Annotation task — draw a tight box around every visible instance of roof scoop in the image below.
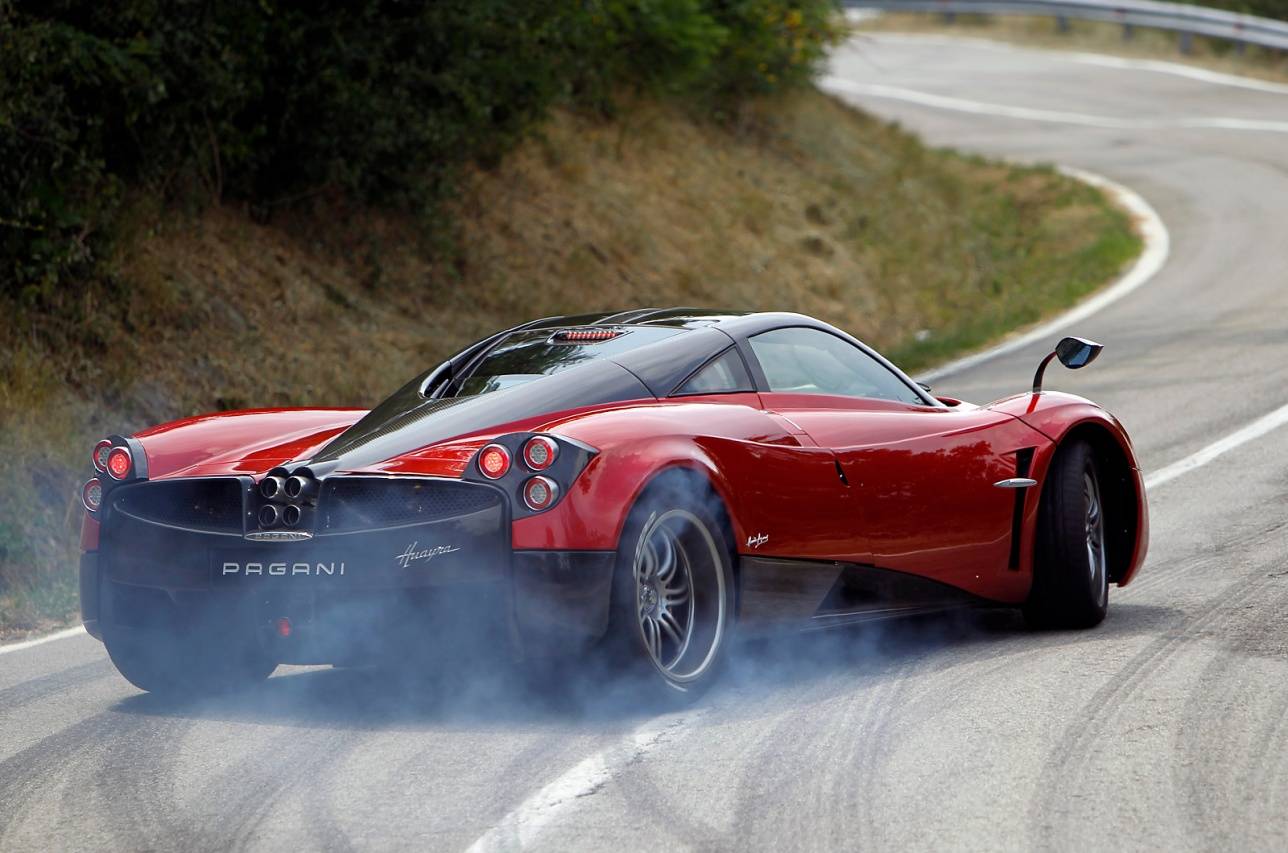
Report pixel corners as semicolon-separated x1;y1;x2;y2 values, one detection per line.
1032;336;1104;394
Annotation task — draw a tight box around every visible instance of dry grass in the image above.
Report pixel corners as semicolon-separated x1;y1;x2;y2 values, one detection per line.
0;87;1138;635
854;12;1288;83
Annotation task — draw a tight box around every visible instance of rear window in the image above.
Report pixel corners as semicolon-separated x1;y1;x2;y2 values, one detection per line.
452;327;682;396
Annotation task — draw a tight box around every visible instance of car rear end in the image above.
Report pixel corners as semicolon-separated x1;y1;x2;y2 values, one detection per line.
85;466;514;665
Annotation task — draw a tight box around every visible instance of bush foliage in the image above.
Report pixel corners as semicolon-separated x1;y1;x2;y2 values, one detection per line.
1;0;840;299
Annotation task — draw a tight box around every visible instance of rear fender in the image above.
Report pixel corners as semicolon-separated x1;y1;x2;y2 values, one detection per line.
132;408;366;479
510;434;851;559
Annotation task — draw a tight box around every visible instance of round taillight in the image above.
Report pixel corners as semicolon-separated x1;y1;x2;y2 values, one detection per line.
82;478;103;513
522;476;559;512
106;446;132;480
522;436;558;471
92;439;112;473
478;444;511;479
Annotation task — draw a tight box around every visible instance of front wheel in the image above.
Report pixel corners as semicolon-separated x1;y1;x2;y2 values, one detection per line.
610;478;736;699
1025;440;1110;629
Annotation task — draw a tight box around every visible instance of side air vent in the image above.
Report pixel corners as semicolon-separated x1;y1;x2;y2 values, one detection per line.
1008;448;1037;570
112;479;244;534
318;477;501;534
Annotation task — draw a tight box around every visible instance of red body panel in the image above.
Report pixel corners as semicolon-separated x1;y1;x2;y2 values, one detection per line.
92;385;1147;606
759;393;1052;602
134;408;366;478
515;394;865;563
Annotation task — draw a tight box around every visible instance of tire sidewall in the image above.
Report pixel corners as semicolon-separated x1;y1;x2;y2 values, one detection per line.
1027;440;1110;629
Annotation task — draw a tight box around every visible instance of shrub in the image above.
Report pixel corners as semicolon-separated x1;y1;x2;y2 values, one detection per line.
0;1;840;302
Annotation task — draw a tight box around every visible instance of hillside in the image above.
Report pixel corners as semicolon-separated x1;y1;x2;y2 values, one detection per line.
0;87;1140;634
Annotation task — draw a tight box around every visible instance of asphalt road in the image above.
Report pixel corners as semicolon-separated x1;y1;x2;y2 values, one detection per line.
5;33;1288;852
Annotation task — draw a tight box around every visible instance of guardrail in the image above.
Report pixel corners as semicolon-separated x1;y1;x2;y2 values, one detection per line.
841;0;1288;52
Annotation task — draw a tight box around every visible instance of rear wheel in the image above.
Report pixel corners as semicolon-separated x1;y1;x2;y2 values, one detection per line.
1025;440;1109;629
610;477;735;699
104;624;276;695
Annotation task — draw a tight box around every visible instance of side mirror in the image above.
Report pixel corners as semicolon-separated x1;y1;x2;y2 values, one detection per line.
1033;336;1103;394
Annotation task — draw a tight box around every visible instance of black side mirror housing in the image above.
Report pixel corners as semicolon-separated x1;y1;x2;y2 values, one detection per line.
1033;336;1103;393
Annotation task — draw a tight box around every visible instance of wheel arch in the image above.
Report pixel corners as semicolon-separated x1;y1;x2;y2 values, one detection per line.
1048;421;1144;585
509;435;749;554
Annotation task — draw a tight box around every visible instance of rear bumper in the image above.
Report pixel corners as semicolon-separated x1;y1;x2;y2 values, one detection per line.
85;474;618;664
90;547;615;664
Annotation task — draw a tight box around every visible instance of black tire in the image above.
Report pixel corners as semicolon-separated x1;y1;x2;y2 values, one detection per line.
608;474;736;700
104;625;276;695
1025;440;1110;629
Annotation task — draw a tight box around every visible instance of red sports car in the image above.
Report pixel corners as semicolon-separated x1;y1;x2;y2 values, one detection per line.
78;309;1148;696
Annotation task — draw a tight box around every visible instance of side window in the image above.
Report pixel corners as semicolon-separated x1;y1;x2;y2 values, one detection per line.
673;347;753;396
747;327;924;404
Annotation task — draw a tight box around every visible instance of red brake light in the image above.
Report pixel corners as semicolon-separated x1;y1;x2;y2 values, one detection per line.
82;478;103;512
478;444;511;479
522;436;558;471
276;617;292;638
522;476;559;511
92;439;112;473
106;446;132;480
552;328;621;343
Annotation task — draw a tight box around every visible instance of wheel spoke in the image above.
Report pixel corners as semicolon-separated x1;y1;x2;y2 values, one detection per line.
654;530;678;582
637;540;657;582
659;610;685;647
642;617;661;661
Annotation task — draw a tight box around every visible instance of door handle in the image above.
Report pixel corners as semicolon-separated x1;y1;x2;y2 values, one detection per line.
993;478;1037;489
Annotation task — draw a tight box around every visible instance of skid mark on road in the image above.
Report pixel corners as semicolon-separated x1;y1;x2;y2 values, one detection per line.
1027;560;1279;846
1174;577;1288;849
0;659;113;715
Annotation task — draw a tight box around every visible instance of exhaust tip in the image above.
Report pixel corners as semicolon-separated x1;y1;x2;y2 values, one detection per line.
285;475;309;500
258;504;280;528
260;476;286;500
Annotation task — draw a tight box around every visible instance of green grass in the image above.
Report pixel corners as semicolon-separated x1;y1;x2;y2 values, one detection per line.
0;87;1141;638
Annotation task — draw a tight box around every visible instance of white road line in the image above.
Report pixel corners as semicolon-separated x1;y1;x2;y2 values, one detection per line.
819;77;1288;133
1145;403;1288;491
850;32;1288;96
0;625;86;656
463;711;701;853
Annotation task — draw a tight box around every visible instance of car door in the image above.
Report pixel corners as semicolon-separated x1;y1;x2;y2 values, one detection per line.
743;326;1046;598
666;345;865;566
